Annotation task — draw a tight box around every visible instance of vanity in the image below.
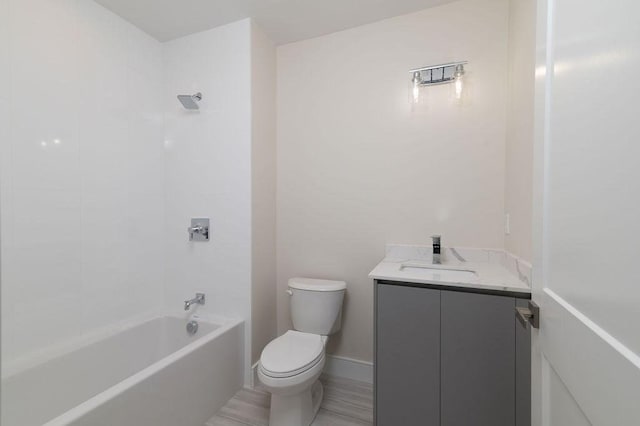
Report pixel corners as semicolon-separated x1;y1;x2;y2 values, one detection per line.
369;245;532;426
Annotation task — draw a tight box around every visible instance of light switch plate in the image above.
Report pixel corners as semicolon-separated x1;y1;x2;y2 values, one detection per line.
504;213;511;235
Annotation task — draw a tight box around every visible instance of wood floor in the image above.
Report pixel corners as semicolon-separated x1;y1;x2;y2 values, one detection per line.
206;375;373;426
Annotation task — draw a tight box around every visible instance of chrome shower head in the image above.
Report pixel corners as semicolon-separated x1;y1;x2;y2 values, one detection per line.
177;92;202;110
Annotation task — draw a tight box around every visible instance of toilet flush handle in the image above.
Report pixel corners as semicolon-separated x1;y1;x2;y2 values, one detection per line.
286;289;293;296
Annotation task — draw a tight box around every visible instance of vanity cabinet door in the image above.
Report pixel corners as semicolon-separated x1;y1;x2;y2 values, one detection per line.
440;291;515;426
515;298;531;426
375;284;440;426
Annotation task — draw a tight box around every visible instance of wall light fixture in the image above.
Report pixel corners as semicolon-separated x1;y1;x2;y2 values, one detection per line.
409;61;467;104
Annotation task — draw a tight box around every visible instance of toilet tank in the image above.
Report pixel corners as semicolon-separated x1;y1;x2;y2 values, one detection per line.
288;277;346;336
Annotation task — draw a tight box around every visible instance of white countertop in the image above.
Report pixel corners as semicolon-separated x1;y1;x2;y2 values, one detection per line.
369;257;531;295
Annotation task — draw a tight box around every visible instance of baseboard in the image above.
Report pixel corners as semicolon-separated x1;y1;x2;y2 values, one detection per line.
250;355;373;388
323;355;373;384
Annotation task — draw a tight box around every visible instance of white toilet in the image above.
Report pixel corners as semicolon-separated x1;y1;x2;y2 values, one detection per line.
258;277;346;426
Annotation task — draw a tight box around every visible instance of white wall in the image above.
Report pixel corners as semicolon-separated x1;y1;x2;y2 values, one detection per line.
0;0;529;384
277;0;510;362
0;0;9;369
2;7;264;383
250;23;277;365
504;0;536;262
1;5;267;383
162;19;254;382
1;0;164;373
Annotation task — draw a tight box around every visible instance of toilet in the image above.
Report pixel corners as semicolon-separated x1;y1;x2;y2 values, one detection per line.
258;277;346;426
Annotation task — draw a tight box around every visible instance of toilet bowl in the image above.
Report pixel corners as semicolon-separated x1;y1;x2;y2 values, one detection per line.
258;278;346;426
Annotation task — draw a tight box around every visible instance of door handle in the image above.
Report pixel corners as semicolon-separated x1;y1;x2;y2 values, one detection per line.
516;300;540;329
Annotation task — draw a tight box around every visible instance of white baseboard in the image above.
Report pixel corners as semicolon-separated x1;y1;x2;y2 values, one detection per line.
323;355;373;384
250;355;373;388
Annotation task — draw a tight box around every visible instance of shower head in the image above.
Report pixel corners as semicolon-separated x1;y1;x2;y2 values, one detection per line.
177;92;202;110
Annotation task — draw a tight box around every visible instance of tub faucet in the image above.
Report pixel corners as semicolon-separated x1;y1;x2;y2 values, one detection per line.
431;235;442;264
184;293;205;311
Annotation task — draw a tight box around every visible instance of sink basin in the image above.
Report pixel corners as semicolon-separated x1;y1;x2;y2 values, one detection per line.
399;262;477;282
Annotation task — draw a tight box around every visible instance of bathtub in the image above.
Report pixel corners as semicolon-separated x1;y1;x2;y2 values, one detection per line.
1;315;244;426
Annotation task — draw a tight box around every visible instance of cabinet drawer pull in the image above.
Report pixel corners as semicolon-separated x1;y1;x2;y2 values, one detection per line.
516;300;540;329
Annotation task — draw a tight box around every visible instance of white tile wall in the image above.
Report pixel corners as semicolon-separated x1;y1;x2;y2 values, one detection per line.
162;19;253;383
1;2;257;384
1;0;165;372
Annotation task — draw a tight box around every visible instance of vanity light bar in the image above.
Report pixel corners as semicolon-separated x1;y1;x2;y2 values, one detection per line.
409;61;468;86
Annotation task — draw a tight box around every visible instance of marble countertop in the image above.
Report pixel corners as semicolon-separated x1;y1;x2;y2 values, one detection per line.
369;256;532;295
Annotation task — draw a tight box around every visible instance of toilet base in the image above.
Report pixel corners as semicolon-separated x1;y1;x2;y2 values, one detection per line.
269;380;323;426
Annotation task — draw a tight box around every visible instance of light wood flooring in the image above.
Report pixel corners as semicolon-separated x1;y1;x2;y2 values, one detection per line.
206;375;373;426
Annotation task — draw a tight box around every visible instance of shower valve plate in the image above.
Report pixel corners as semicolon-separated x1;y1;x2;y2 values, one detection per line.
189;218;210;242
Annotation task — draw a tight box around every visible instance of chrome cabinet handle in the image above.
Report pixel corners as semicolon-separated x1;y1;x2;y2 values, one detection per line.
516;300;540;329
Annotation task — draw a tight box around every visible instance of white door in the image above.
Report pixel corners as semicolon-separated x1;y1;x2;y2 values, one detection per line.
532;0;640;425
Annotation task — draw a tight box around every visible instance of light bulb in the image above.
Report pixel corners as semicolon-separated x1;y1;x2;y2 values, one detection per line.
453;64;465;100
411;71;422;104
454;77;463;100
412;83;420;103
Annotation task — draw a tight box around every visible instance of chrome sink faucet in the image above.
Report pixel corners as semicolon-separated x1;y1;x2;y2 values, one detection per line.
431;235;442;264
184;293;205;311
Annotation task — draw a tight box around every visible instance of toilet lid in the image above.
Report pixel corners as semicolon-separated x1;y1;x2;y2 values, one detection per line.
260;331;325;378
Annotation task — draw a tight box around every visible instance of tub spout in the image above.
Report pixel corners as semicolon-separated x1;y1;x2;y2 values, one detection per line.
184;293;205;311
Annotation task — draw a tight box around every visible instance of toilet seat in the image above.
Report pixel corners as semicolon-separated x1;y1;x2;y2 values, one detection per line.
260;331;326;378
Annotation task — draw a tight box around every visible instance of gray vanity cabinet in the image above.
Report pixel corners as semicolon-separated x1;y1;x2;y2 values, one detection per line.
375;281;531;426
375;283;441;425
440;291;515;426
515;298;532;426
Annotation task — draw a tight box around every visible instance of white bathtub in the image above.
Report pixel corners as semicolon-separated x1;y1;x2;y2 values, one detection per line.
1;315;244;426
